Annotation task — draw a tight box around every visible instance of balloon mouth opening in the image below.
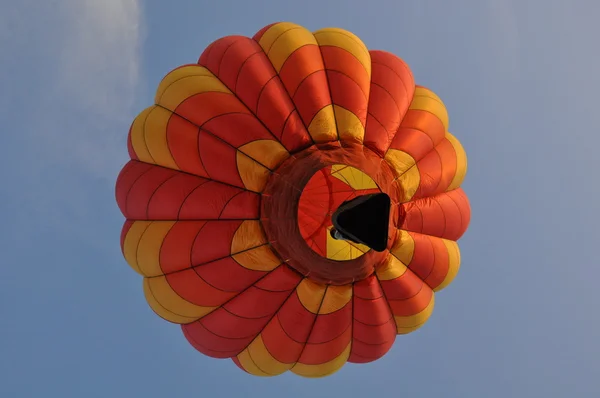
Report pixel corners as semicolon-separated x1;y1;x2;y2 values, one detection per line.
297;163;384;260
330;193;391;252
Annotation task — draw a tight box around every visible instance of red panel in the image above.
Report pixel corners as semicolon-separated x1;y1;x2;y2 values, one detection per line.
147;173;208;220
194;255;269;292
159;221;207;274
401;197;446;238
280;110;312;152
115;160;152;216
191;220;243;265
327;69;368;126
220;191;260;219
261;313;305;363
349;292;396;363
165;114;209;178
166;269;236;307
175;92;249;128
201;307;272;339
387;285;433;317
411;139;458;200
325;71;367;123
198;131;245;189
224;285;291;318
401;189;470;240
293;71;333;134
278;45;324;96
305;302;352;344
348;326;395;363
277;292;318;343
447;188;471;239
398;110;446;149
320;46;370;97
125;167;177;219
203;113;274;148
182;266;301;359
353;275;384;300
320;46;369;129
390;128;436;164
431;138;458;195
182;321;251;359
198;36;239;75
117;162;253;221
417;234;450;289
235;52;275;111
198;35;311;153
352;297;396;341
405;233;435;283
298;321;351;365
364;50;415;156
364;114;391;156
413;150;443;201
211;37;262;91
178;180;259;220
379;269;424;301
253;265;302;291
256;77;312;151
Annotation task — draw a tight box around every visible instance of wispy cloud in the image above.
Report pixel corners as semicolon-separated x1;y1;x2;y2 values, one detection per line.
1;0;145;246
1;0;144;179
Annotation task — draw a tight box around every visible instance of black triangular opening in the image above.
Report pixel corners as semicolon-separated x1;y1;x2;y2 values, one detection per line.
331;193;391;252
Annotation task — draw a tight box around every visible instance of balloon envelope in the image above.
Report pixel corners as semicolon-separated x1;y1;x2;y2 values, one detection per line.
115;21;471;378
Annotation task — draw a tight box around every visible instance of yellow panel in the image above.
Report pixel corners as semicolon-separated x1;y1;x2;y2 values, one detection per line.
375;255;408;281
236;151;271;193
435;240;461;291
231;221;266;254
326;230;366;261
141;106;178;169
232;245;281;271
258;22;318;72
319;284;352;314
313;28;371;77
385;149;417;176
123;221;152;275
333;105;365;144
330;164;378;190
238;139;290;170
396;165;421;202
446;131;468;191
394;294;435;334
136;221;175;277
291;344;351;378
143;277;214;324
409;86;449;130
129;107;155;163
155;65;218;102
240;335;293;376
236;348;271;377
308;105;338;143
156;71;231;111
390;230;415;265
296;279;327;314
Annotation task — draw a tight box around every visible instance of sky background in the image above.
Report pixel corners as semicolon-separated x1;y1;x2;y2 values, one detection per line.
1;0;599;397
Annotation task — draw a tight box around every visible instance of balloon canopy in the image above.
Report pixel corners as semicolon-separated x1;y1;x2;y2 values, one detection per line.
116;21;471;378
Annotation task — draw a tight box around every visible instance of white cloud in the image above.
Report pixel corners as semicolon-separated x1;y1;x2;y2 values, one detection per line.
0;0;145;249
1;0;144;179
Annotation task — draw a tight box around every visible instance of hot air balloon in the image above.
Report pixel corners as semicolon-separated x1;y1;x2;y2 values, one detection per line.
115;21;470;378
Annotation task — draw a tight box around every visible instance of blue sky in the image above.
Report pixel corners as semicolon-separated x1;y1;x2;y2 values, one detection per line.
2;0;599;396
